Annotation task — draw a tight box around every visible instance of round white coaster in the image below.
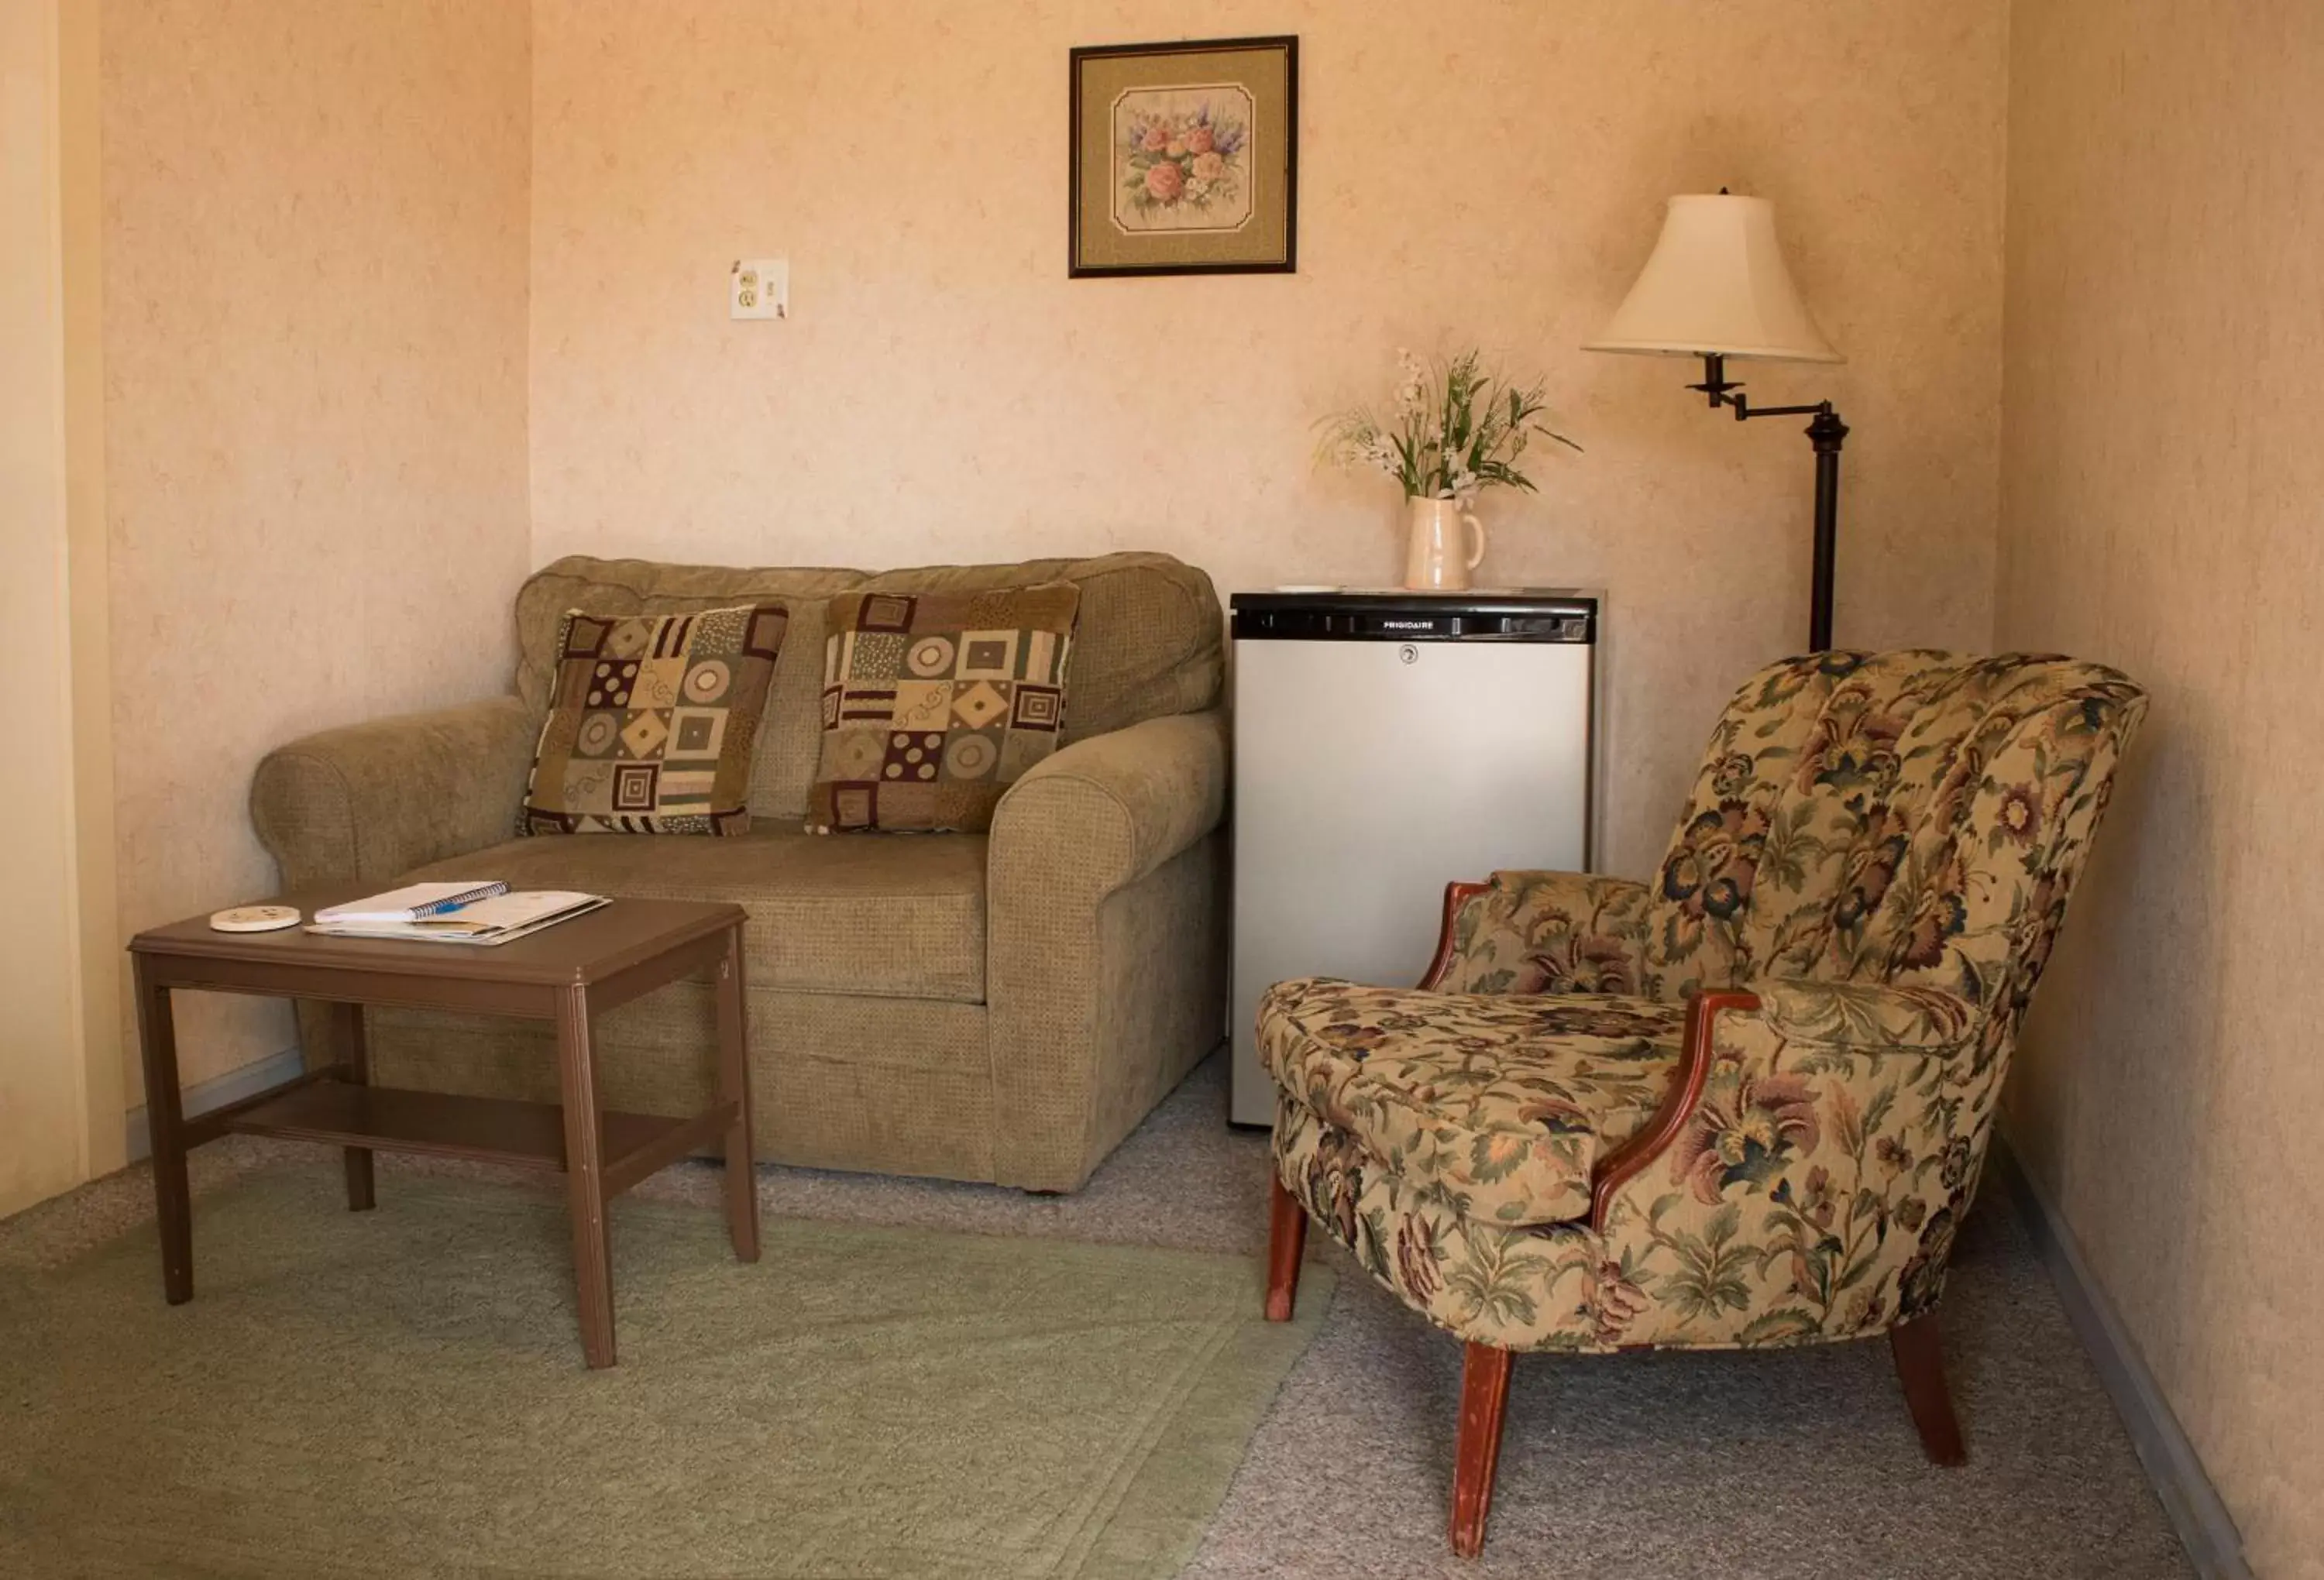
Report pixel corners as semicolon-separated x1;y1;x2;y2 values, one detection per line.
209;905;301;933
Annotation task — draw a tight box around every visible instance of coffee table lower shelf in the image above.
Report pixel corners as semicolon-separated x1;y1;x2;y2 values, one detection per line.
224;1078;734;1198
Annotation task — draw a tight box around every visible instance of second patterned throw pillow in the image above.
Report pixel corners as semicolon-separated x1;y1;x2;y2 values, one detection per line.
808;583;1080;833
521;603;788;835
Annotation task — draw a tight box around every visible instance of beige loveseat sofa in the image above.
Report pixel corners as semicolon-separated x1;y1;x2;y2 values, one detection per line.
250;551;1229;1193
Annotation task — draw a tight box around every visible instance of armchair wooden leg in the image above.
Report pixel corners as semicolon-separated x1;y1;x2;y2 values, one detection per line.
1449;1343;1514;1558
1264;1170;1308;1322
1889;1314;1967;1466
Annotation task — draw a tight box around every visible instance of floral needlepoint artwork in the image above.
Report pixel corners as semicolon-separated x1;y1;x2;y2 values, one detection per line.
1070;36;1296;276
1115;93;1251;232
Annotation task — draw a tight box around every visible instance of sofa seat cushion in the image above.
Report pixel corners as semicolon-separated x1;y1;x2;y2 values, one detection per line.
1255;978;1685;1227
403;828;988;1002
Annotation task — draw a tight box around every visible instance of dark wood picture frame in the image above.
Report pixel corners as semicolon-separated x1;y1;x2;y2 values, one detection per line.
1068;35;1298;278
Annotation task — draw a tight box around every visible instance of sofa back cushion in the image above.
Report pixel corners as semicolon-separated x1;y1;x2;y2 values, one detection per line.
514;551;1222;822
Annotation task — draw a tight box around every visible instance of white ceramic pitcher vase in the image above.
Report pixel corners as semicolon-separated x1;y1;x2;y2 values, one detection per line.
1402;496;1485;591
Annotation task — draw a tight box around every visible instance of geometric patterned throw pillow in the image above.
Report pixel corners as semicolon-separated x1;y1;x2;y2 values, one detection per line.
806;583;1079;833
520;603;788;836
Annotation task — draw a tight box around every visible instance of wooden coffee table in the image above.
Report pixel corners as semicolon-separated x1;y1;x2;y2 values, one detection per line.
128;893;759;1368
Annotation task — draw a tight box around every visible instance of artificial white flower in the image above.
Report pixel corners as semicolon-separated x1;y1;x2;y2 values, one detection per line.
1316;348;1580;503
1394;349;1428;414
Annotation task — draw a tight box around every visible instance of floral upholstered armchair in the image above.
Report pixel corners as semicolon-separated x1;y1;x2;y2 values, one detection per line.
1255;651;2147;1557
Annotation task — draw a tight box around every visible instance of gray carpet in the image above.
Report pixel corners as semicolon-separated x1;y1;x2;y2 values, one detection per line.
2;1052;2192;1578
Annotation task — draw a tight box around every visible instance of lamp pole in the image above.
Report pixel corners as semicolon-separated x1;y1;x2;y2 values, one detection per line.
1688;352;1848;653
1804;407;1848;651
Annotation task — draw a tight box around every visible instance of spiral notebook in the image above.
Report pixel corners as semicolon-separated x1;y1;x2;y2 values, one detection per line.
304;890;607;946
313;881;509;925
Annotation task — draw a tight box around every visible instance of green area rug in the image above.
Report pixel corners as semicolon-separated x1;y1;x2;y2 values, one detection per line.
0;1169;1332;1578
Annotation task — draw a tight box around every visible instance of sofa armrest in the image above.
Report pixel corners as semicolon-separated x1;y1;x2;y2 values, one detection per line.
985;709;1230;1188
1587;981;1985;1347
992;709;1229;892
1422;869;1655;994
249;696;539;891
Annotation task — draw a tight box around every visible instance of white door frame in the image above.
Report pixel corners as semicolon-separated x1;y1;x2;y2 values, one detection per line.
1;0;122;1220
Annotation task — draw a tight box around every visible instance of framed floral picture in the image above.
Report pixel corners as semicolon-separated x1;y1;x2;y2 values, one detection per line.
1068;36;1298;277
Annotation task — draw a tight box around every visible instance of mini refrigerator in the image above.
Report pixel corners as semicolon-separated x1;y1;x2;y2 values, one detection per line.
1228;589;1600;1126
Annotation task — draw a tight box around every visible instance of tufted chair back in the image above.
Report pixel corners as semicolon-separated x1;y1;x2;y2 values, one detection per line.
1646;651;2147;1059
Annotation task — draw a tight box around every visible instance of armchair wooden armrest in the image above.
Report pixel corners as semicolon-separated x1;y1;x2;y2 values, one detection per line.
1417;880;1494;988
1588;981;1984;1234
1590;988;1760;1231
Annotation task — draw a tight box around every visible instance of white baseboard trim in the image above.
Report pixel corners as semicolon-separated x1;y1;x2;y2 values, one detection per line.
1992;1135;2252;1580
123;1046;304;1165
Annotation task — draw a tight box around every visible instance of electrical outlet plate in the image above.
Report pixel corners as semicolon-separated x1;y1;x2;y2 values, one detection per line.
730;258;788;320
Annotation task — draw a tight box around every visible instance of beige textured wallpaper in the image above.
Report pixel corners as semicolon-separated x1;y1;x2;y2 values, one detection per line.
1998;1;2324;1573
528;0;2010;880
102;0;533;1093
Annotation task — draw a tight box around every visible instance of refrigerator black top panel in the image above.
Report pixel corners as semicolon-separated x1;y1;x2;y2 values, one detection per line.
1229;589;1598;644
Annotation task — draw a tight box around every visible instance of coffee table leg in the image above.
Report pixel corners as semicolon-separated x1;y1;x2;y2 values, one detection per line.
555;983;617;1369
335;1001;376;1211
133;956;194;1304
716;924;760;1263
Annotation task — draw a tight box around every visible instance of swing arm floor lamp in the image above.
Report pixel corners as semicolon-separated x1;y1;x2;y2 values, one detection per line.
1585;191;1849;652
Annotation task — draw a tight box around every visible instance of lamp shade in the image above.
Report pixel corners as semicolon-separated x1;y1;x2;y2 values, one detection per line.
1585;194;1841;363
